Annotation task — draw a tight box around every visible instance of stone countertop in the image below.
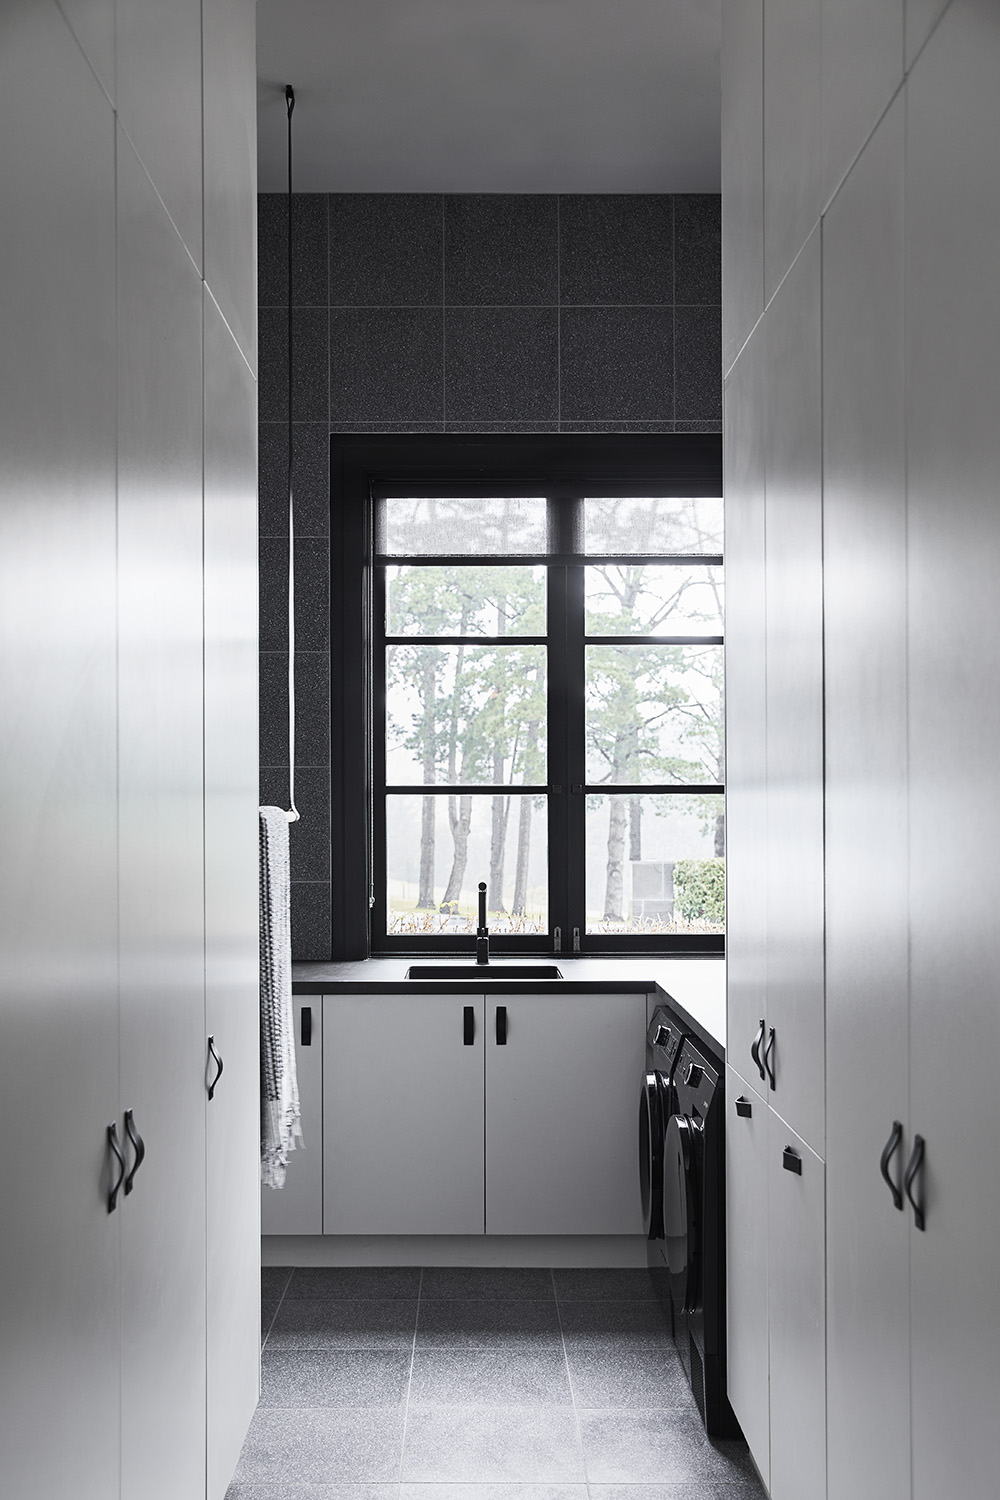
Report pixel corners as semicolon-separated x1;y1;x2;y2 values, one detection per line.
292;954;726;1054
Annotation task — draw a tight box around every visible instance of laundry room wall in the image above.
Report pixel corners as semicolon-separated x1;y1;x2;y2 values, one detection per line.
257;191;722;958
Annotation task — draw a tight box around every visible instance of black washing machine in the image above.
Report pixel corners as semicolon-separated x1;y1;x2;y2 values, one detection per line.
640;1007;692;1336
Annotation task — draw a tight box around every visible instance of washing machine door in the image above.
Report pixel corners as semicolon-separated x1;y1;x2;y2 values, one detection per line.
662;1114;701;1314
639;1072;666;1239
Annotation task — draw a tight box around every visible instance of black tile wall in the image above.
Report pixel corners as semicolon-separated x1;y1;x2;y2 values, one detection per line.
259;192;720;958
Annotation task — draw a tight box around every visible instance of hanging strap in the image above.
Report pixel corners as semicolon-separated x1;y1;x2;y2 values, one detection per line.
284;84;299;824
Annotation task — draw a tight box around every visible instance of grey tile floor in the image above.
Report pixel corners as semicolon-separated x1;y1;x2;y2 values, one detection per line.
228;1267;765;1500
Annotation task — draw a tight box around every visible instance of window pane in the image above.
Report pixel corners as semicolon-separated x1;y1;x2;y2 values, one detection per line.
386;794;548;935
585;563;723;636
386;644;546;785
378;496;548;555
386;564;546;637
584;496;723;555
585;793;724;935
585;644;724;785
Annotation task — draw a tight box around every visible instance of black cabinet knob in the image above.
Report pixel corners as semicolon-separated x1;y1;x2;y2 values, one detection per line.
653;1024;671;1047
735;1095;752;1118
684;1062;703;1087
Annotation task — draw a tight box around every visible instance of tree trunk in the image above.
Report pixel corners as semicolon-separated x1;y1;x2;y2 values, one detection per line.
489;791;510;913
416;651;437;908
512;718;539;916
417;795;436;908
440;794;472;910
603;795;628;921
629;796;642;861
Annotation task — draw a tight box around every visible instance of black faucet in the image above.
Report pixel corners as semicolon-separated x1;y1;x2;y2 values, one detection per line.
476;881;489;965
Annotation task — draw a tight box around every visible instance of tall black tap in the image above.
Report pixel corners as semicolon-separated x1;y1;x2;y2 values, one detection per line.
476;881;489;965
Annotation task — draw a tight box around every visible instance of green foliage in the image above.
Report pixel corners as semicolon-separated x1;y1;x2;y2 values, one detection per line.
673;858;725;925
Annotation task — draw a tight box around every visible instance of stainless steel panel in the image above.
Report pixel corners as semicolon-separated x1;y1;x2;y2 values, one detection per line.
203;0;257;373
823;96;910;1500
0;8;119;1497
724;324;768;1102
906;6;1000;1495
117;127;207;1500
725;1066;770;1484
116;0;203;272
204;288;260;1498
56;0;115;98
261;995;323;1236
764;230;825;1155
722;0;764;372
763;0;822;301
821;0;903;207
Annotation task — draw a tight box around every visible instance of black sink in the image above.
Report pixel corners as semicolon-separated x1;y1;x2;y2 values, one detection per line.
405;964;563;980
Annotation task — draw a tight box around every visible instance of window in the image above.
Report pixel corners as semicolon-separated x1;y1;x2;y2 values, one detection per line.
331;436;723;956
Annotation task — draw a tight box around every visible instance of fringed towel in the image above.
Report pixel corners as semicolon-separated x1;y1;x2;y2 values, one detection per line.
259;806;302;1187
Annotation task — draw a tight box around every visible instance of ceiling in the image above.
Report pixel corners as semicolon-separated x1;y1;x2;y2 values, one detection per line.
256;0;721;194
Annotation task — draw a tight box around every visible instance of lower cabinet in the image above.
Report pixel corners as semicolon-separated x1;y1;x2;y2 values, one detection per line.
727;1066;826;1500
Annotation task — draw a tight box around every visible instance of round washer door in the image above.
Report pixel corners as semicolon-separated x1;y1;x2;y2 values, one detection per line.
662;1114;701;1314
639;1072;666;1239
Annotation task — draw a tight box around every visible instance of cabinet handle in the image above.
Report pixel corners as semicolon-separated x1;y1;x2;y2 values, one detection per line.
763;1026;776;1090
107;1122;126;1214
735;1095;752;1118
903;1133;926;1231
782;1145;802;1175
463;1005;475;1045
879;1120;904;1210
301;1006;313;1047
123;1109;146;1196
750;1018;766;1082
207;1035;224;1100
496;1005;507;1045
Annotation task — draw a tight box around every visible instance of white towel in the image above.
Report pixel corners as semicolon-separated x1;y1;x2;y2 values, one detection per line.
259;806;302;1187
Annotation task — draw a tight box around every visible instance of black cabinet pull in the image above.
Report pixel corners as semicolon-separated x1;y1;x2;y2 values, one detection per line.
496;1005;507;1045
207;1035;224;1100
904;1133;925;1231
123;1109;146;1196
107;1122;126;1214
782;1145;802;1175
763;1026;776;1090
879;1120;904;1210
463;1005;475;1045
301;1006;312;1047
735;1095;752;1118
751;1018;766;1082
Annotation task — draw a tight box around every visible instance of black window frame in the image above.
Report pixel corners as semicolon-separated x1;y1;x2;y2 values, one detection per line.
330;434;724;960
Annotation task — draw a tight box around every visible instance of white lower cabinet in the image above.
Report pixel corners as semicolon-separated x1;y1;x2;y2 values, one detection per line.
261;996;324;1235
727;1068;826;1500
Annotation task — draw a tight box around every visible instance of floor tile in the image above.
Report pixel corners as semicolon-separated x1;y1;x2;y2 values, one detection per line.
409;1348;572;1408
577;1409;724;1485
233;1407;406;1485
228;1486;398;1500
286;1267;422;1300
262;1298;282;1339
268;1298;419;1351
261;1349;412;1408
262;1265;294;1298
401;1487;586;1500
420;1268;555;1301
401;1407;585;1483
565;1347;692;1410
557;1301;672;1348
415;1299;563;1350
553;1269;658;1302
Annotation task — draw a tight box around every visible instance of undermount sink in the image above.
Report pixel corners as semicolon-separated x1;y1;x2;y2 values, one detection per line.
405;964;563;980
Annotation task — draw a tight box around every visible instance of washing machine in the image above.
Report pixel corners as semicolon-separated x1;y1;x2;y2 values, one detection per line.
640;1007;690;1330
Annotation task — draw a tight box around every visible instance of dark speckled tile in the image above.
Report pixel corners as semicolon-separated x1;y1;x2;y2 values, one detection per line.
330;422;445;433
416;1299;563;1351
559;307;672;421
675;420;722;433
260;535;330;653
259;423;330;538
445;195;558;305
268;1298;419;1351
564;1346;691;1410
288;1267;423;1300
259;767;330;883
674;306;722;422
330;194;443;306
261;1349;411;1408
263;1266;294;1298
400;1489;587;1500
401;1406;585;1483
559;196;673;306
674;195;722;305
259;305;329;422
409;1348;572;1408
556;1300;672;1349
228;1486;397;1500
290;881;331;961
578;1409;725;1485
553;1269;657;1302
445;421;560;433
445;307;558;421
260;651;330;768
558;421;674;433
259;194;329;307
421;1268;554;1301
232;1407;405;1485
330;308;443;422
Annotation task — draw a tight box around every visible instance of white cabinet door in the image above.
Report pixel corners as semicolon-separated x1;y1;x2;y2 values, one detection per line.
763;0;822;299
485;992;646;1235
324;994;486;1235
768;1120;826;1500
823;95;911;1500
262;996;324;1236
722;0;764;373
725;1068;770;1487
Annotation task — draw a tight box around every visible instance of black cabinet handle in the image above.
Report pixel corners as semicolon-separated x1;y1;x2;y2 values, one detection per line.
123;1108;146;1196
879;1120;904;1210
751;1018;766;1082
735;1095;752;1118
496;1005;507;1045
207;1035;224;1100
763;1026;776;1090
782;1145;802;1175
301;1006;313;1047
463;1005;475;1045
904;1133;926;1231
107;1122;126;1214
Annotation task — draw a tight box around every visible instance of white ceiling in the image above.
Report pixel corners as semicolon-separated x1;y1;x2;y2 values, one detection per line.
256;0;721;194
